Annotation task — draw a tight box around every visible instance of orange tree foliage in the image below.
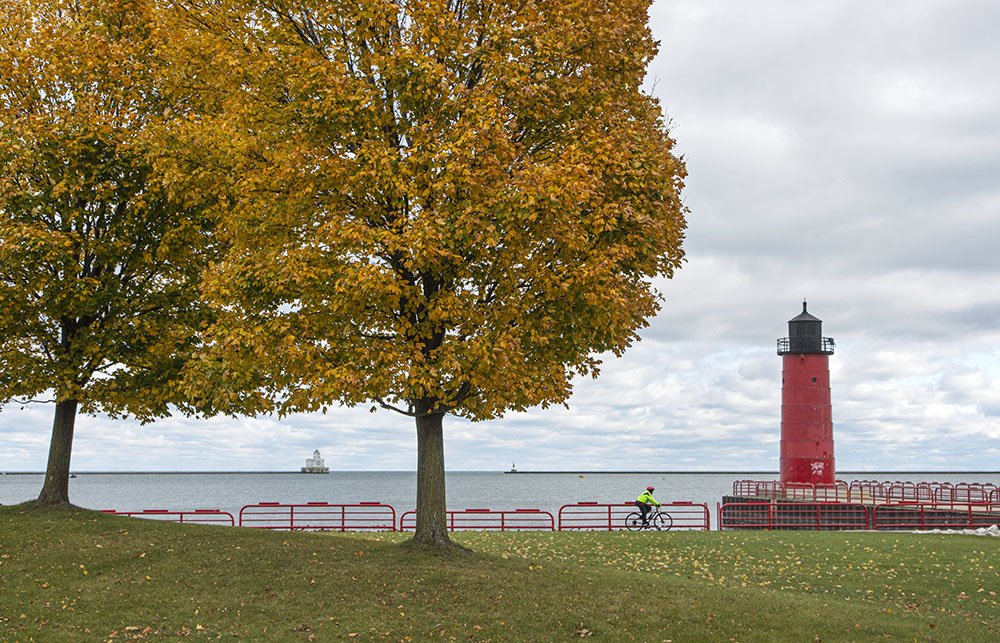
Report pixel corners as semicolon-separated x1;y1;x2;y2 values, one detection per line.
0;0;219;504
169;0;687;544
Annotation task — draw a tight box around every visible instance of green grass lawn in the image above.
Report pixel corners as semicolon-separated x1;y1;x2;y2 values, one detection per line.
1;504;996;641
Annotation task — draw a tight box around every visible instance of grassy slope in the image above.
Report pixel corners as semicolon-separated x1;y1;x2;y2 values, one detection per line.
0;504;996;641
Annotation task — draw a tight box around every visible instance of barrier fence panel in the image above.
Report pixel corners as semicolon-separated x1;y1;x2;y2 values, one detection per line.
398;508;555;531
656;502;711;530
850;480;888;501
557;502;633;531
968;505;1000;529
843;480;1000;506
755;481;784;499
733;480;850;502
871;503;924;530
733;480;759;496
916;483;937;502
238;502;396;531
888;482;920;502
784;482;851;502
873;503;1000;531
783;484;814;501
969;483;998;501
732;480;784;499
557;501;710;530
719;502;869;531
934;484;994;505
100;509;235;526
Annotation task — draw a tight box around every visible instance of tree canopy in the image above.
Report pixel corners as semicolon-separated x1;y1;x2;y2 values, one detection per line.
0;0;219;504
166;0;686;546
174;0;686;409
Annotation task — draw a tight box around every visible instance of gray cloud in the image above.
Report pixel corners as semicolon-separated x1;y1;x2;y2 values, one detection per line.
2;0;998;476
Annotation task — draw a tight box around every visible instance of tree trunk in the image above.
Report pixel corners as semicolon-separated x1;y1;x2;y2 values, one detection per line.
411;402;454;546
35;398;79;506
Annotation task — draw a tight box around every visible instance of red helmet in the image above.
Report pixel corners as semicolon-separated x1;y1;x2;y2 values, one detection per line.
647;486;655;491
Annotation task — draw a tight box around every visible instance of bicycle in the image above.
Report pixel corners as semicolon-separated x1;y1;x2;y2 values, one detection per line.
625;507;673;531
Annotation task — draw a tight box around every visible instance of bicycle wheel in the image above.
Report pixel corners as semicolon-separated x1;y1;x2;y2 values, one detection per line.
648;513;665;531
625;512;645;531
657;512;673;531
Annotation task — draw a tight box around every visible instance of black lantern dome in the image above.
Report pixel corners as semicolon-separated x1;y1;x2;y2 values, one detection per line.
777;301;835;355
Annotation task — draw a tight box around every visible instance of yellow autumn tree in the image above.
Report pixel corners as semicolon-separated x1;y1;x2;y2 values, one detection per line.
168;0;687;547
0;0;220;505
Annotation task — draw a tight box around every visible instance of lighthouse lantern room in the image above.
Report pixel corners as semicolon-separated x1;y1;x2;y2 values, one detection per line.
777;301;836;485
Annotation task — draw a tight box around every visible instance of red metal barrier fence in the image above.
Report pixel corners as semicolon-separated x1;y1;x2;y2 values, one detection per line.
873;503;1000;531
856;481;999;505
719;502;870;531
100;509;235;526
732;480;781;498
935;484;994;504
86;494;1000;532
557;502;629;530
734;479;1000;508
732;480;850;501
557;502;710;531
849;479;887;500
786;482;850;501
398;508;555;531
238;502;396;531
92;502;710;531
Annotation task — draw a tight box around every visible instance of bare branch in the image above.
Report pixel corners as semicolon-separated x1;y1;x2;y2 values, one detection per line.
374;395;416;417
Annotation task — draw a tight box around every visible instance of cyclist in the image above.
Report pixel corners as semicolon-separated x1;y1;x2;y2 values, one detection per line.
635;486;661;527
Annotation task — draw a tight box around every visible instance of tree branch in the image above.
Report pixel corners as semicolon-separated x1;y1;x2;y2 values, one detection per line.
12;397;56;405
374;395;416;417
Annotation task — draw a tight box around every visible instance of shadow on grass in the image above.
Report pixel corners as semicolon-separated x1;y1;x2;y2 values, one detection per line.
397;536;475;557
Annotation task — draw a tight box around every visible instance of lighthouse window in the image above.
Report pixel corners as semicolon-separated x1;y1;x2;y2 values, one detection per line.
811;377;817;383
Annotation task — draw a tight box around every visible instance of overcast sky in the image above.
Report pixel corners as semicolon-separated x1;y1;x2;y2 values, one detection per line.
2;0;998;473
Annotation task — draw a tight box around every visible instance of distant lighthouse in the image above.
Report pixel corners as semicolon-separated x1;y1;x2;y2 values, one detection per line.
777;301;836;484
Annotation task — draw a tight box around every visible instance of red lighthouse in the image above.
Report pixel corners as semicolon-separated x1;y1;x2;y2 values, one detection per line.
777;301;836;484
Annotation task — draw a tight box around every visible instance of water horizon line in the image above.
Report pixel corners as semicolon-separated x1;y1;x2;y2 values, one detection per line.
4;469;1000;475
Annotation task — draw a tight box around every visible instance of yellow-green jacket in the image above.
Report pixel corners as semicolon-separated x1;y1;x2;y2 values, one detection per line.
636;490;660;506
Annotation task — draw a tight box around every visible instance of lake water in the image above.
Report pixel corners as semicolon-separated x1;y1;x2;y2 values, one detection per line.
3;471;999;530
